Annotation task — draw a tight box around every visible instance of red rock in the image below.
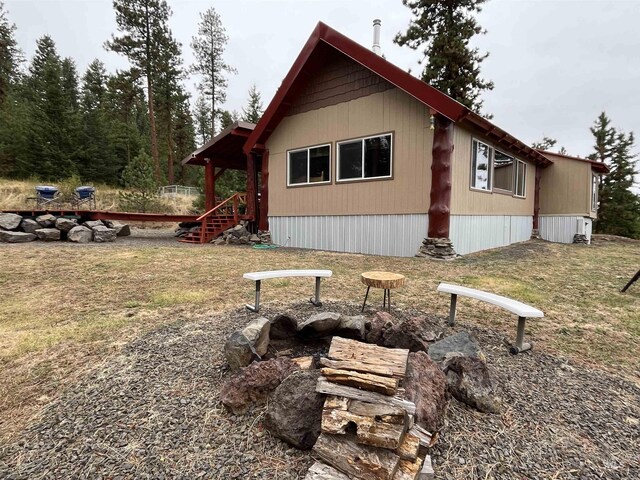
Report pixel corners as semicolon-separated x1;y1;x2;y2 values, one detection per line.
404;351;449;432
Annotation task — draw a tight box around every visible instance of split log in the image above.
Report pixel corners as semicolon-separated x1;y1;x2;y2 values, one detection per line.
304;462;350;480
411;425;433;448
316;378;416;415
393;456;424;480
417;455;435;480
313;433;400;480
321;367;399;396
349;399;406;418
320;357;397;379
396;428;420;460
328;337;409;379
292;356;315;370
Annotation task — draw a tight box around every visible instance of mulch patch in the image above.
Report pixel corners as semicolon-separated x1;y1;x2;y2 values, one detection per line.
0;301;638;479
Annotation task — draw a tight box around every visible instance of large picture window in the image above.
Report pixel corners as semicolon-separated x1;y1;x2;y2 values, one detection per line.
337;133;392;181
470;139;527;198
471;139;492;191
287;144;331;186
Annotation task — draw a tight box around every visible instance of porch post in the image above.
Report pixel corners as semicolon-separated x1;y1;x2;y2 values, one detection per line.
204;159;215;211
246;152;257;220
428;114;453;238
259;149;269;231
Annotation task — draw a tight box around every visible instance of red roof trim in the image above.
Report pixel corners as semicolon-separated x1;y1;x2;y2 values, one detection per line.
244;22;550;167
537;150;610;174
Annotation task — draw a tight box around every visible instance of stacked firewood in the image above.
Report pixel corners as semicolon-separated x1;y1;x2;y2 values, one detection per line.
305;337;435;480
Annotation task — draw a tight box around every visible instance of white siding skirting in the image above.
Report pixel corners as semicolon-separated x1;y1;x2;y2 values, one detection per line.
539;216;592;244
450;215;533;255
269;214;428;257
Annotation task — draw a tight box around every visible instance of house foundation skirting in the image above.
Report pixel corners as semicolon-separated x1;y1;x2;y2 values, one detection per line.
449;215;533;255
539;215;593;244
268;214;428;257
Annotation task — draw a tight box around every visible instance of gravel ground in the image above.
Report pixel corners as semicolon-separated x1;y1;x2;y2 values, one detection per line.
1;302;638;479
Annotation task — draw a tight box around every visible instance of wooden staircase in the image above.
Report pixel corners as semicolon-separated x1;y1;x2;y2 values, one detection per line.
179;192;247;244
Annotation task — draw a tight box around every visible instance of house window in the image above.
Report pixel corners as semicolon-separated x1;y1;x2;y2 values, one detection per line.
471;139;492;191
514;160;526;198
287;144;331;186
493;150;514;192
592;173;599;210
337;133;392;181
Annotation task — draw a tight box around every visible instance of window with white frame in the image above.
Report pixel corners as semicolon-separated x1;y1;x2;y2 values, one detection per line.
337;133;392;181
471;139;492;191
591;173;599;210
514;160;526;197
493;150;514;192
287;144;331;186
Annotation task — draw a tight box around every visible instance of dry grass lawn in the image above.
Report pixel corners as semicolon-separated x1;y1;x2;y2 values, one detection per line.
0;234;638;443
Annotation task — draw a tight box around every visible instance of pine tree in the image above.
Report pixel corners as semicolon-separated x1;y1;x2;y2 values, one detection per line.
589;113;640;238
532;137;557;151
242;84;263;124
0;1;22;104
394;0;494;114
106;0;177;181
191;7;236;135
193;93;212;145
119;150;160;212
219;109;239;130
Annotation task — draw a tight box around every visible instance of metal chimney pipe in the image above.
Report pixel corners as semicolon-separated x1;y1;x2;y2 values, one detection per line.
372;19;381;55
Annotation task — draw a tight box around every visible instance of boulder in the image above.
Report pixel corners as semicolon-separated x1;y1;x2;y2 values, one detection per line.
264;370;324;449
0;230;36;243
428;331;483;363
54;217;78;232
219;357;300;414
404;351;449;432
20;218;40;234
229;224;249;238
335;315;366;340
249;234;261;243
103;220;131;236
211;237;225;246
224;317;271;370
442;354;501;414
365;311;395;345
67;225;93;243
35;228;61;241
297;312;342;338
0;213;22;230
92;225;117;243
270;314;298;340
35;214;57;228
83;220;104;229
383;316;439;352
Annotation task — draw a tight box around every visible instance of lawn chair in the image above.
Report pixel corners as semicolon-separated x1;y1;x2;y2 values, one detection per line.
34;185;61;209
72;186;96;210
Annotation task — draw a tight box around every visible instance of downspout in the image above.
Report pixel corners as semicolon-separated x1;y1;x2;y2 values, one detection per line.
532;166;542;238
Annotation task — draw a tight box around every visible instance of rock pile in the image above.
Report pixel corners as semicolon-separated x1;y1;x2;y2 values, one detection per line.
572;233;589;244
0;212;130;243
416;237;457;260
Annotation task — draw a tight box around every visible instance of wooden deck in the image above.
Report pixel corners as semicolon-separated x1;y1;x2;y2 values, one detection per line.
1;209;200;223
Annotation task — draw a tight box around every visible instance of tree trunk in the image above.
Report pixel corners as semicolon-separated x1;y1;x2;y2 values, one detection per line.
167;109;174;185
147;77;160;181
428;114;453;238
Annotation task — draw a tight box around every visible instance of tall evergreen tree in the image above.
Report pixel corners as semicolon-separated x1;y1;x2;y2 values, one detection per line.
589;112;640;238
394;0;494;113
191;7;236;135
0;1;21;103
241;84;263;124
193;93;212;145
105;0;177;181
219;109;239;129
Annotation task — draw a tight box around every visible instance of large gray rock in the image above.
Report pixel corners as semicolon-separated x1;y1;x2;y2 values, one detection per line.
297;312;342;338
92;225;117;243
67;225;93;243
35;228;61;241
428;331;483;362
83;220;104;229
20;218;40;234
103;220;131;236
219;357;300;414
405;351;449;432
270;314;298;340
383;316;439;352
264;370;324;450
224;317;271;370
55;217;78;232
35;214;57;228
442;354;501;414
336;315;366;340
229;224;249;238
0;230;36;243
0;213;22;230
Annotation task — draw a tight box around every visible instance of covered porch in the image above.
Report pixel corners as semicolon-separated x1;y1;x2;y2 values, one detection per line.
181;121;270;241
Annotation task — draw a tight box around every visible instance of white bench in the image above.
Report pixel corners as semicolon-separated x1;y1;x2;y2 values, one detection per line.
243;269;333;312
437;283;544;354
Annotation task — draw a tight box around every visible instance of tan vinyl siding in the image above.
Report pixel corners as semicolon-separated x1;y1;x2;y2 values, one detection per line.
450;125;535;215
267;88;433;216
539;154;592;217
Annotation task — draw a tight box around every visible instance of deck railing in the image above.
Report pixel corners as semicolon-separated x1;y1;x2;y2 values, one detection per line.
197;192;247;224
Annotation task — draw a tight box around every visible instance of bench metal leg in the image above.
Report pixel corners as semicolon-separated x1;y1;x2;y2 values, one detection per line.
510;316;532;354
246;280;261;312
310;277;323;307
448;294;458;326
361;286;371;312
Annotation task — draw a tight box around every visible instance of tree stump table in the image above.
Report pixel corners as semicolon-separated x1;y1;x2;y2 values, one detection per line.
360;271;406;313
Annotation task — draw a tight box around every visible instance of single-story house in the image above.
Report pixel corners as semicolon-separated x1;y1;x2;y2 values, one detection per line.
182;22;608;256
